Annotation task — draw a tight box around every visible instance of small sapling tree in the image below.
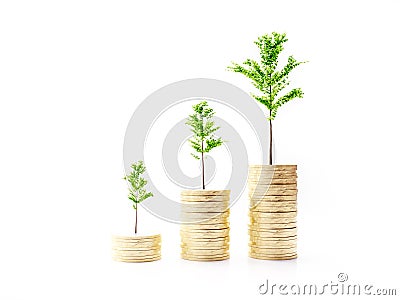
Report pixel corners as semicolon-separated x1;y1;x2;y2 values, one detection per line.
228;32;306;165
186;101;223;189
123;161;153;234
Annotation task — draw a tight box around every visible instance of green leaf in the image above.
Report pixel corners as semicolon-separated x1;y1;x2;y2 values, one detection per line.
228;32;306;119
186;101;223;158
123;160;153;206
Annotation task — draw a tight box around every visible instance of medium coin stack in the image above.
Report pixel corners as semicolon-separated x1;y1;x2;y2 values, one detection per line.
112;234;161;263
180;190;230;261
248;165;297;260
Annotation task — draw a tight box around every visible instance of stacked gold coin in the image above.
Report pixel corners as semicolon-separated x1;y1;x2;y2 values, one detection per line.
248;165;297;260
112;234;161;262
180;190;230;261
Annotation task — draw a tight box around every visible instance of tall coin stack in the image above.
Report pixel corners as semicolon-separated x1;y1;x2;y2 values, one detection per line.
180;190;230;261
112;234;161;263
248;165;297;260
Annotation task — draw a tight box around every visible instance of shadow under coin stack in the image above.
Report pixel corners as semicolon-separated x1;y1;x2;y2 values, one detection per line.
248;165;297;260
112;234;161;262
180;190;230;261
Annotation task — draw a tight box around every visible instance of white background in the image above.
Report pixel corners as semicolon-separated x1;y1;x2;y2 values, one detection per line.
1;0;400;299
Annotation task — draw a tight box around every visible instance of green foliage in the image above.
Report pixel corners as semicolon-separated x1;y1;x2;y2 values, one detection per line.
228;32;306;120
123;161;153;210
186;101;223;159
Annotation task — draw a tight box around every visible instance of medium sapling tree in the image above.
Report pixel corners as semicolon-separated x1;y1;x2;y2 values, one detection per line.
228;32;306;165
186;101;223;189
123;161;153;234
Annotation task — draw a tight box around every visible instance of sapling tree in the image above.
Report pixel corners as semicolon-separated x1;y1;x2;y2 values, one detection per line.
123;161;153;234
186;101;223;189
228;32;306;165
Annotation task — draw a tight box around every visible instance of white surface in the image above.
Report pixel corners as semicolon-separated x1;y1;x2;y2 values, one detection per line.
1;0;400;299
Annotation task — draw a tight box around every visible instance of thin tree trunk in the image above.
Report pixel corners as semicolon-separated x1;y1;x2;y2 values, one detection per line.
134;191;138;234
269;110;273;165
201;140;205;189
135;206;138;234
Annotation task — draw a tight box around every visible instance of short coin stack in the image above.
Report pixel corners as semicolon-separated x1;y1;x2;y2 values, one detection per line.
112;234;161;263
248;165;297;260
180;190;230;261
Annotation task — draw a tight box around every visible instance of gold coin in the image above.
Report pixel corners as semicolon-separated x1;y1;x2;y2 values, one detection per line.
248;210;297;217
112;234;161;242
248;170;297;176
250;200;297;207
249;251;297;258
248;229;296;235
112;255;161;261
181;245;229;251
249;213;297;219
249;211;297;217
112;246;160;251
181;195;229;199
249;201;296;207
181;235;230;242
181;218;229;224
249;232;297;239
249;227;297;233
112;248;161;256
181;252;229;257
248;174;297;180
248;179;297;185
181;201;229;208
249;241;296;248
248;172;298;179
181;223;229;230
181;208;229;214
249;227;297;234
113;255;161;263
250;195;297;202
249;206;297;213
181;241;230;248
180;227;229;233
249;235;296;241
250;245;296;253
180;228;229;235
180;232;229;239
112;241;161;247
182;218;229;226
181;200;229;205
249;190;297;197
112;234;160;239
249;241;296;247
181;242;229;248
250;206;297;213
249;182;297;188
181;248;229;255
249;164;297;170
181;254;229;261
181;190;230;196
181;208;229;216
249;253;297;260
181;239;230;245
181;216;229;222
249;222;297;229
249;218;297;224
249;185;297;192
181;210;230;217
112;240;160;247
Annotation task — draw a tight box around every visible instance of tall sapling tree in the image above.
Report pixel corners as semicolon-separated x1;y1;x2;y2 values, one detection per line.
228;32;306;165
186;101;223;189
123;161;153;234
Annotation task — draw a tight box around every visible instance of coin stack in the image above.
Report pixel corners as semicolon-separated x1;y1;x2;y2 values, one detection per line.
112;234;161;263
180;190;230;261
248;165;297;260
